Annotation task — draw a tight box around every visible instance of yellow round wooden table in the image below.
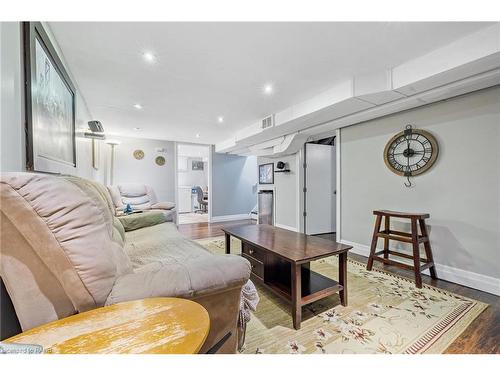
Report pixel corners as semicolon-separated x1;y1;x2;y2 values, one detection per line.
5;298;210;354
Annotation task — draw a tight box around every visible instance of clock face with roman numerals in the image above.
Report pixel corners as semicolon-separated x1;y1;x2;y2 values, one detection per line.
384;126;439;177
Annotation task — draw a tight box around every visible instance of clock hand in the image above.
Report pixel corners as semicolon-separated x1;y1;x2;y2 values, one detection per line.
393;151;425;156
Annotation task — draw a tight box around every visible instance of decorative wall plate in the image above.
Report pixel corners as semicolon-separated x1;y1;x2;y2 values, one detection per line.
155;156;166;166
133;149;144;160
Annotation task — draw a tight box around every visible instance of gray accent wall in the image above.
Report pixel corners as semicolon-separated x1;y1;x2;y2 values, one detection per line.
211;150;257;217
340;86;500;288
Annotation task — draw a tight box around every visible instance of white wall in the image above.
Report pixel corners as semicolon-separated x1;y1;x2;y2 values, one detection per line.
178;157;208;188
110;135;176;202
1;23;25;172
258;153;301;231
0;22;103;182
340;86;500;294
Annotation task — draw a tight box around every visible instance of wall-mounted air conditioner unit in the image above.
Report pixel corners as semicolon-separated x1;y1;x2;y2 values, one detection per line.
261;114;275;130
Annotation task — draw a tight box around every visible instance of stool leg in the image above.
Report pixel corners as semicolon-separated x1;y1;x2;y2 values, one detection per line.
367;215;382;271
419;219;437;279
383;216;390;259
411;218;422;288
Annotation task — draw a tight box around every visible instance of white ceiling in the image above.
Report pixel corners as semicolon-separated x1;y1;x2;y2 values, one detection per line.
49;22;493;144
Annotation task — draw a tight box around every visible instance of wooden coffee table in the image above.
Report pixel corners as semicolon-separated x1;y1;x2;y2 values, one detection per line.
4;298;210;354
222;224;351;329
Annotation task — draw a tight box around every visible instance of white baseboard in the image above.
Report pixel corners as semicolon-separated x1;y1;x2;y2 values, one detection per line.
210;214;251;223
340;240;371;257
275;223;298;232
340;239;500;296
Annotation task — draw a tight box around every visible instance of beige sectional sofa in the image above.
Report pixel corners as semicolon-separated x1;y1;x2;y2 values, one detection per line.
108;183;177;223
0;173;250;353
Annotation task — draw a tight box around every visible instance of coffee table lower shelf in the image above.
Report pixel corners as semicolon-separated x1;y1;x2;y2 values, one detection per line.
255;268;343;306
250;264;346;329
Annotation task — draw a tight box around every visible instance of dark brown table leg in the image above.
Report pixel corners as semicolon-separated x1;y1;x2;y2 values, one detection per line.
367;214;382;271
411;218;423;288
419;219;437;279
291;262;302;330
339;252;348;306
383;216;390;259
225;233;231;254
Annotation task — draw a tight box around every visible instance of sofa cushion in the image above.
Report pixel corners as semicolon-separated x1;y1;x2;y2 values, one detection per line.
107;185;124;209
151;202;175;210
118;184;147;197
152;208;176;223
107;222;251;304
124;222;202;267
121;195;150;206
118;211;167;232
112;216;126;245
0;173;132;311
106;254;251;305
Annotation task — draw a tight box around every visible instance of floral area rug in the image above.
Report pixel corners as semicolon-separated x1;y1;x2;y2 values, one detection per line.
195;236;487;354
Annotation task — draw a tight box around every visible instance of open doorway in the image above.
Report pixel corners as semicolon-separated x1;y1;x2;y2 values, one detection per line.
303;136;336;240
177;143;210;224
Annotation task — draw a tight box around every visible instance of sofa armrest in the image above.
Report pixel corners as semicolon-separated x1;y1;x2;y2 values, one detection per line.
151;202;176;210
106;255;251;306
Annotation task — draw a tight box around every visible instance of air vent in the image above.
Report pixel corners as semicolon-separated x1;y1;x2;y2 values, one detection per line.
261;115;275;130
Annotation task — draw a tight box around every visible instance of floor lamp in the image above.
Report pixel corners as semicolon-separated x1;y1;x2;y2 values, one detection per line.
105;139;121;186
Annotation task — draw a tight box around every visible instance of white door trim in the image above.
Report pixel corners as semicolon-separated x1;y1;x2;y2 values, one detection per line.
336;128;341;239
174;142;179;224
175;142;211;224
208;145;213;222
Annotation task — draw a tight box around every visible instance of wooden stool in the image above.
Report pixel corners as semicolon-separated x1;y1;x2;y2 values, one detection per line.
366;210;437;288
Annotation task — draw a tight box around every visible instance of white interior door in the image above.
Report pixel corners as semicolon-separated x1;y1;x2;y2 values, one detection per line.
305;143;336;235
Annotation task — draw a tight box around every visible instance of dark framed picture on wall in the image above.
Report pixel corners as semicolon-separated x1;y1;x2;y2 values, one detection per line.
23;22;76;172
259;163;274;184
192;160;204;171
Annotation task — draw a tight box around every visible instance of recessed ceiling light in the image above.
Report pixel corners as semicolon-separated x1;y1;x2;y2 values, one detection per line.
263;83;274;95
217;116;224;123
195;133;200;138
133;104;143;110
142;51;156;63
133;127;141;131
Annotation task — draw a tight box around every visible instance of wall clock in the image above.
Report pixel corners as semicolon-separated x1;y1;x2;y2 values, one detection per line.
384;125;439;187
